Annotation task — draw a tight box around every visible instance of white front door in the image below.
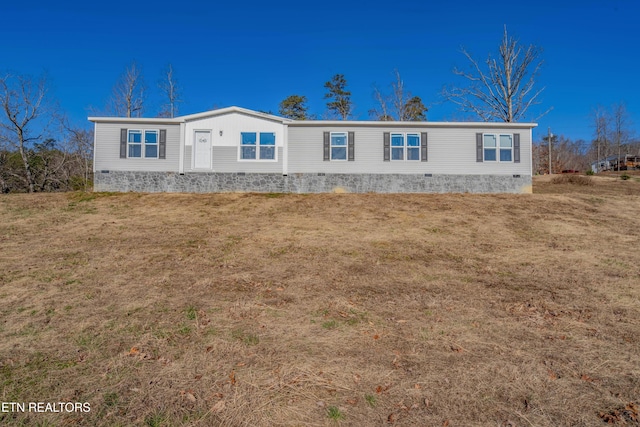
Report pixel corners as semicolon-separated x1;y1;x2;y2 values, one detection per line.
194;131;212;169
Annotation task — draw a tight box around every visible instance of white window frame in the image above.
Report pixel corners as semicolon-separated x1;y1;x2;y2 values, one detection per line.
144;130;159;159
330;132;348;161
238;132;277;161
128;129;159;159
483;133;513;162
390;132;421;161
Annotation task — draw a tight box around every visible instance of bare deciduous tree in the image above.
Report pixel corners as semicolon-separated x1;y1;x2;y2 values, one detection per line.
590;103;634;171
0;73;50;193
534;135;588;174
62;118;94;191
591;106;611;171
612;103;632;169
109;61;145;118
443;26;547;122
158;64;181;118
370;70;427;121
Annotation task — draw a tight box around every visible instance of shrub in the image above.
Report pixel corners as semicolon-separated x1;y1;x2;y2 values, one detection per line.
621;173;631;180
585;169;595;176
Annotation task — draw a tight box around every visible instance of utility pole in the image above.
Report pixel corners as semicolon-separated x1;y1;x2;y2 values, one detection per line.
548;127;553;175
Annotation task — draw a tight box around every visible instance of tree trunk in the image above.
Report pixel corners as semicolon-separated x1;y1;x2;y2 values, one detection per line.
17;132;35;193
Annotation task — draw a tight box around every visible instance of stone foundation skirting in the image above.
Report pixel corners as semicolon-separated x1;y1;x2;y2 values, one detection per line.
94;171;532;194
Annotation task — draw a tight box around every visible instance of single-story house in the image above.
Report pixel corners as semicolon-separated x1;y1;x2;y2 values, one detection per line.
89;106;537;193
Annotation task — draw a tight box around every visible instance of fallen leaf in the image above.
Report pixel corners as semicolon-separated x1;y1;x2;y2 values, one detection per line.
206;346;213;353
185;392;196;403
229;370;236;385
424;398;430;408
373;334;380;340
388;413;397;423
376;384;390;394
414;384;421;389
211;400;225;413
580;374;595;382
443;420;450;427
128;347;140;356
346;398;358;405
353;374;361;384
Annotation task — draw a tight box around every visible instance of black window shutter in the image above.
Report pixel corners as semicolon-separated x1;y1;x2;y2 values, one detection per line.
383;132;390;162
323;132;330;161
513;133;520;163
348;131;355;161
476;133;483;162
421;132;428;162
120;129;127;159
159;129;167;159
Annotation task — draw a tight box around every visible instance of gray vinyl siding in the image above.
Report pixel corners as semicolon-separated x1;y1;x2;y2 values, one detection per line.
287;125;531;175
212;147;283;173
94;122;181;172
182;147;283;173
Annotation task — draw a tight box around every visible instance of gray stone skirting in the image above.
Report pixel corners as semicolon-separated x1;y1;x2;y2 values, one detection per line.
94;171;532;194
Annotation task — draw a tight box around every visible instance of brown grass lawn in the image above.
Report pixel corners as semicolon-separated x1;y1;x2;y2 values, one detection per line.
1;175;639;426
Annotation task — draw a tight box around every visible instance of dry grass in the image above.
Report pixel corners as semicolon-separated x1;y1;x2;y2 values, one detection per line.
1;177;639;426
550;174;594;186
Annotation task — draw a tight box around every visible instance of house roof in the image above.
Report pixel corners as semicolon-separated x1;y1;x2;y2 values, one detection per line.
178;106;292;124
88;106;292;124
89;106;537;128
288;120;537;128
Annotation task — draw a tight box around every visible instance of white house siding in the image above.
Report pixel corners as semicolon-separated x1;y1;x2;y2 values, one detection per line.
183;111;286;172
183;146;192;173
94;122;181;172
287;124;532;176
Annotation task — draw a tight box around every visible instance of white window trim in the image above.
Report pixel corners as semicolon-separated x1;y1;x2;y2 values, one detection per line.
238;132;278;162
330;131;348;161
483;133;513;162
127;129;159;159
390;132;421;161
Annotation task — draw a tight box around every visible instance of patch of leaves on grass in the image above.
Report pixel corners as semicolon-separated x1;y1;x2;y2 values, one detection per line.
599;402;639;425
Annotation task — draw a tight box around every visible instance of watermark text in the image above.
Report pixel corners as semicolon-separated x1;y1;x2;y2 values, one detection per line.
1;402;90;413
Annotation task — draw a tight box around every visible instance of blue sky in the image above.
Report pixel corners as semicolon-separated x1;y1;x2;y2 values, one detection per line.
2;0;638;143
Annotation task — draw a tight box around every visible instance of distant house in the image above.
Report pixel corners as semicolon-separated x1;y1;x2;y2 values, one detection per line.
590;154;640;173
89;106;537;193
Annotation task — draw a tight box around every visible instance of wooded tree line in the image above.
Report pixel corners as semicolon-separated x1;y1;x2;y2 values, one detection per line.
1;28;635;192
532;103;637;174
0;75;93;193
0;63;180;193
